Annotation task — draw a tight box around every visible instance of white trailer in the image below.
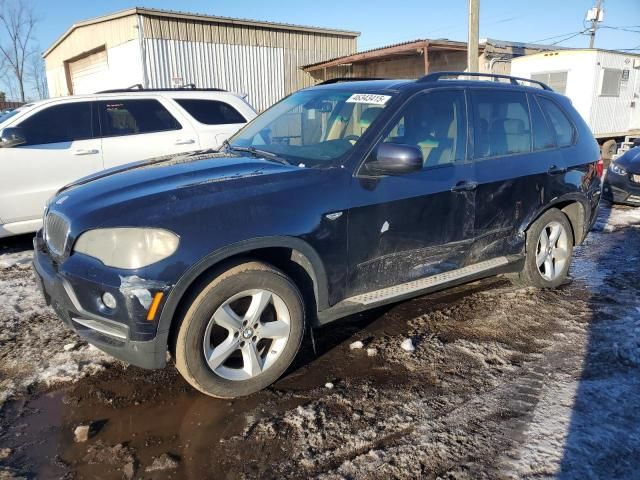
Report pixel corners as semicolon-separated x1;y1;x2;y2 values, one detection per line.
511;49;640;159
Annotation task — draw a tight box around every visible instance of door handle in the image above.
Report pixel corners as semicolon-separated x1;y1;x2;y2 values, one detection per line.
175;139;196;145
73;148;99;156
451;180;478;192
547;165;567;175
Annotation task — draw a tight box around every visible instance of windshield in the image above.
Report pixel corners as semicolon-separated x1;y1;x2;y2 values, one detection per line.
229;89;393;165
0;109;19;125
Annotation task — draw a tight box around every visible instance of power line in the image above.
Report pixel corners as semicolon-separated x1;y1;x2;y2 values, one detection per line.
600;25;640;34
553;32;589;46
528;31;586;44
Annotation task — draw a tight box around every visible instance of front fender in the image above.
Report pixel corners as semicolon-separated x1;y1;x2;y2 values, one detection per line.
155;235;329;339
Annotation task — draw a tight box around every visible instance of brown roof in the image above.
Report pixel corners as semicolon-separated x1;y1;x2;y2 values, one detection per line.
302;38;479;71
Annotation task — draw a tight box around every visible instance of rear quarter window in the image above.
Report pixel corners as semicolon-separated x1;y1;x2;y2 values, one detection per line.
537;96;576;147
175;99;246;125
528;94;555;151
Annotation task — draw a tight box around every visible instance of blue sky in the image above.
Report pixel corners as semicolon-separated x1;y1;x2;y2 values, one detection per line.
4;0;640;99
32;0;640;51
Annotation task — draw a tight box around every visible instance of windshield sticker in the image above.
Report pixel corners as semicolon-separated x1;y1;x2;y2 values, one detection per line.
346;93;392;105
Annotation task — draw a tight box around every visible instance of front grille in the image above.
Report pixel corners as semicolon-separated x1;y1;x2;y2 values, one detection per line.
44;212;70;256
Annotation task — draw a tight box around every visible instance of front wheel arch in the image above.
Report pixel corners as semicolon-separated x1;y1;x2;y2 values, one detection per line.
157;237;328;351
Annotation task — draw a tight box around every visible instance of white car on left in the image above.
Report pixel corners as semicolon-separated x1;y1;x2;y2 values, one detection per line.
0;88;257;238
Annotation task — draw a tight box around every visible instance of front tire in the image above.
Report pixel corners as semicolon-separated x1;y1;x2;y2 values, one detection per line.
174;261;305;398
517;208;574;288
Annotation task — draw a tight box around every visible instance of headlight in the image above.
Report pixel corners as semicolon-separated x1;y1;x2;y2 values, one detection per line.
610;163;627;176
74;228;179;269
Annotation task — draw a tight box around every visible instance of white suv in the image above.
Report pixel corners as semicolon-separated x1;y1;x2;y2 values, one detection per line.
0;88;256;238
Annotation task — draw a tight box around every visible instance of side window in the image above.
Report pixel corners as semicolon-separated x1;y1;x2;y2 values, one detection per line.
381;90;467;168
531;72;568;95
17;102;94;146
98;99;181;137
537;96;575;147
174;99;246;125
600;68;622;97
471;90;531;159
529;95;555;151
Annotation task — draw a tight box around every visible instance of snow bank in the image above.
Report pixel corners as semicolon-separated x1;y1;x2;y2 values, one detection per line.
593;205;640;233
0;254;115;409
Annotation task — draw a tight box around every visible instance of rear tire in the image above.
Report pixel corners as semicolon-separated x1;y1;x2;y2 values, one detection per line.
517;208;574;288
174;261;305;398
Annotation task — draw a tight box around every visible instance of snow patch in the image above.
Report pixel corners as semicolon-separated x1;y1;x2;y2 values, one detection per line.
400;338;415;352
593;205;640;233
0;251;116;409
0;250;32;268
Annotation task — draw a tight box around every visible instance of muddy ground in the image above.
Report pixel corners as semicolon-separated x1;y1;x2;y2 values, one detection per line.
1;205;640;479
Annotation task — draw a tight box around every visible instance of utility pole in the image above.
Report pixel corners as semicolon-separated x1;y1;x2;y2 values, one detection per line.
587;0;604;48
467;0;480;72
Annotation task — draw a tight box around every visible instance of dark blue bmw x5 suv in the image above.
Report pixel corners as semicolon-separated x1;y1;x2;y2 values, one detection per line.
34;72;602;397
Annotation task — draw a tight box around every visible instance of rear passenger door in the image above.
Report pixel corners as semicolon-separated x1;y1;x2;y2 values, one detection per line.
173;98;248;149
470;88;558;262
347;89;475;295
98;98;201;168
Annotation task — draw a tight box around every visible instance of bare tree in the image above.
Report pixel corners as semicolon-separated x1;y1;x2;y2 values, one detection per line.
0;0;36;102
28;50;46;99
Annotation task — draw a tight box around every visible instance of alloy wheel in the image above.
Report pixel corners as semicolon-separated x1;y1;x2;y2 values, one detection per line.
536;221;570;281
202;289;291;381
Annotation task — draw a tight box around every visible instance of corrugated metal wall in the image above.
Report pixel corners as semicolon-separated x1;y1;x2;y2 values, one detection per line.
144;38;285;111
140;14;356;109
44;12;357;103
590;50;639;136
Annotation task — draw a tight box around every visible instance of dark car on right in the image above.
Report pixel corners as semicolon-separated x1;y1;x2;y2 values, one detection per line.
603;142;640;206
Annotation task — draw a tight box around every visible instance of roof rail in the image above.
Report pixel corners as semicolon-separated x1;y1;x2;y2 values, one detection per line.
417;71;552;90
316;77;388;85
96;84;227;94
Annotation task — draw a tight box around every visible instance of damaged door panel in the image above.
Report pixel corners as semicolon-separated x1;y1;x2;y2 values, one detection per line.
469;89;559;261
347;89;474;295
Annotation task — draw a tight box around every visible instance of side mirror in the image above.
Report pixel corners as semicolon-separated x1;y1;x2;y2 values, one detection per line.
366;143;423;175
0;127;26;148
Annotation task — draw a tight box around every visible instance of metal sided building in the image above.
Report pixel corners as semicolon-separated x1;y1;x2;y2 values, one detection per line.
43;8;359;111
511;49;640;141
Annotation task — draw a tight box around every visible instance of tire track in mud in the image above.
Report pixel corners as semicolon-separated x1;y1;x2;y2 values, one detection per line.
219;283;594;479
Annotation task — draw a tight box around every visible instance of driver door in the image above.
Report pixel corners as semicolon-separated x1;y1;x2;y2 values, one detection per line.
346;89;476;296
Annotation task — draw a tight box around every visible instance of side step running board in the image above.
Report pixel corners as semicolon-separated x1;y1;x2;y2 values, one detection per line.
316;256;513;325
349;257;509;305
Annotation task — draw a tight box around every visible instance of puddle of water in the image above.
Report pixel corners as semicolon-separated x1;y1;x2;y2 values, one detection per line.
0;276;505;478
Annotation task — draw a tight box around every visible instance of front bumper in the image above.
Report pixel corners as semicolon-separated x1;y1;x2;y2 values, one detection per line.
603;172;640;206
32;233;169;369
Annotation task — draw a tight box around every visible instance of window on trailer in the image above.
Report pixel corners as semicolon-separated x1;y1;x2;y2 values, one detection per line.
530;72;568;94
600;68;622;97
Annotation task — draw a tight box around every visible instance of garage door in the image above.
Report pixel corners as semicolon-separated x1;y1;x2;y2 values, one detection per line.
69;49;108;94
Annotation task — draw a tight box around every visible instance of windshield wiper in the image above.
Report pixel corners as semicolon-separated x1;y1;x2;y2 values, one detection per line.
226;144;291;166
